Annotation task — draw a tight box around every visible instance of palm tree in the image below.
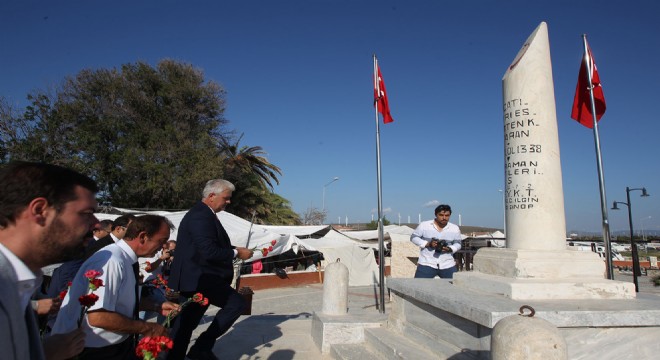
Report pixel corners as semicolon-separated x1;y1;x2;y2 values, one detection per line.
219;134;282;189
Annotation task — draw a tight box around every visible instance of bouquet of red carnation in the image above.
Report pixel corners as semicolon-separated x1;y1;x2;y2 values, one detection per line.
150;273;169;291
77;269;104;327
252;239;277;257
150;273;180;301
162;292;209;328
135;335;173;360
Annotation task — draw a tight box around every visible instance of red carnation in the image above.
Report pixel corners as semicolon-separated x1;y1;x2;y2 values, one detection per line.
84;269;101;279
136;335;174;359
268;246;273;251
89;278;104;290
58;289;68;300
191;292;209;306
162;292;208;328
271;240;277;246
79;293;99;307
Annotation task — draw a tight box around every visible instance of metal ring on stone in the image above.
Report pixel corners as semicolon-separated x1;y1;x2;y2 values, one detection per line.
336;258;341;262
519;305;535;317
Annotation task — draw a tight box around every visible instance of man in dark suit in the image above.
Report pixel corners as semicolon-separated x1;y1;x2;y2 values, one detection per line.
83;214;135;260
92;219;114;240
166;179;254;360
0;161;98;359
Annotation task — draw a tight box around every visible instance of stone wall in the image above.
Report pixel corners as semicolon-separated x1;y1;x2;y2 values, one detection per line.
389;233;419;278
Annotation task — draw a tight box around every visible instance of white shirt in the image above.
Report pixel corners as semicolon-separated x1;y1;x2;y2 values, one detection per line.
0;243;41;310
51;240;138;347
139;250;163;283
410;220;462;270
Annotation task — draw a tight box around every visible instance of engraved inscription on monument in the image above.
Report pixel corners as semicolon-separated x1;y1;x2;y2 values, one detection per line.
503;98;541;210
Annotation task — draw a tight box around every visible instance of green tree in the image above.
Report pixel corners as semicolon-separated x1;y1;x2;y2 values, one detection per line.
1;59;296;220
3;60;228;208
219;134;288;221
263;192;301;225
220;134;282;189
365;216;391;230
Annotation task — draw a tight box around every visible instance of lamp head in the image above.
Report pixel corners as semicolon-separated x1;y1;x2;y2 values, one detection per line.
641;188;650;197
611;202;620;210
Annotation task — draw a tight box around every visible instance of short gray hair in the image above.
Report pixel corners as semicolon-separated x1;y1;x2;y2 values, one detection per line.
202;179;235;199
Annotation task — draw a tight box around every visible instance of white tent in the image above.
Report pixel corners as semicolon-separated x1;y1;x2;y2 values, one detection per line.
94;210;299;260
94;210;391;286
470;230;506;248
258;224;330;237
293;228;382;286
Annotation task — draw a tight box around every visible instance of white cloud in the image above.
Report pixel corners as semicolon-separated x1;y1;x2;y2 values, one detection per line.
423;200;440;208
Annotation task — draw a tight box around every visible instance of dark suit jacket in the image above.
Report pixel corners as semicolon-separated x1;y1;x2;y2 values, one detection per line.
168;201;236;292
83;234;114;260
0;251;46;360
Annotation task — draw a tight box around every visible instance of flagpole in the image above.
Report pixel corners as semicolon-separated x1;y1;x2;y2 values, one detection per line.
373;54;386;313
582;35;614;280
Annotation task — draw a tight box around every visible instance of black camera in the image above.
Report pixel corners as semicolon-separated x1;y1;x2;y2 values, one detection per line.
431;238;449;252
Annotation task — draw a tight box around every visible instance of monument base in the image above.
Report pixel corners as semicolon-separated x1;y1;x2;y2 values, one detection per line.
453;248;635;300
387;278;660;359
311;311;386;354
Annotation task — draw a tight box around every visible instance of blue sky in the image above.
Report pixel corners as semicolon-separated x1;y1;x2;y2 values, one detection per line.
1;1;658;234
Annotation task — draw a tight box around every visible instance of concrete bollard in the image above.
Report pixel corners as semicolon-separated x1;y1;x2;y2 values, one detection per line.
321;259;349;315
491;306;567;360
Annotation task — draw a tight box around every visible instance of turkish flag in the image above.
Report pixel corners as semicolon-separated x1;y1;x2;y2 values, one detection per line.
374;65;394;124
571;42;606;128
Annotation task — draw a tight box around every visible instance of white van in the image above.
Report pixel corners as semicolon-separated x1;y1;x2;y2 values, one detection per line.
566;241;625;261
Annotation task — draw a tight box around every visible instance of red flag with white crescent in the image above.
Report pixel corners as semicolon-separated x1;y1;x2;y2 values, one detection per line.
571;41;606;128
374;63;394;124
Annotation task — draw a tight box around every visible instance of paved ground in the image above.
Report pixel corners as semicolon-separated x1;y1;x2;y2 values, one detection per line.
614;271;660;294
184;273;660;359
186;284;386;359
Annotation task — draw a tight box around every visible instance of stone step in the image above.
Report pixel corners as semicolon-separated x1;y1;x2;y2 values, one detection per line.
400;323;483;359
330;343;382;360
364;327;444;359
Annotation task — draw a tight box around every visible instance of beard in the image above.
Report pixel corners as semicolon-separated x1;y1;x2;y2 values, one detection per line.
38;216;88;265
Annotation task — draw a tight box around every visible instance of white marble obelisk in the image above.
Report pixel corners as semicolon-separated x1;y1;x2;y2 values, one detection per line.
502;23;565;252
453;22;634;300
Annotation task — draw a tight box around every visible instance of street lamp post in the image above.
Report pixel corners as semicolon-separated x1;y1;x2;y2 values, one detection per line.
611;186;650;292
322;177;340;211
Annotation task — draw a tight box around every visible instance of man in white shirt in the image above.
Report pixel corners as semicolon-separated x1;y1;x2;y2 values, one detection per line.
0;161;99;360
52;215;179;360
410;204;462;278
